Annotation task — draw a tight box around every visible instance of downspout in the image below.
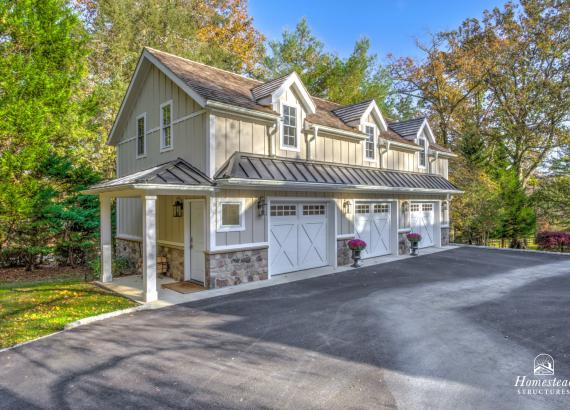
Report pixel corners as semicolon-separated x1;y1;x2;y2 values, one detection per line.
306;125;318;161
380;140;391;169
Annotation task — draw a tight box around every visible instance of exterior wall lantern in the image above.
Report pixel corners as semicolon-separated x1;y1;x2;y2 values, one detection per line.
343;200;352;214
173;198;184;218
257;196;266;217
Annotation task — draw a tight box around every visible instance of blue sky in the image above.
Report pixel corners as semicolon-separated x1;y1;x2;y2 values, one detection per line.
249;0;506;61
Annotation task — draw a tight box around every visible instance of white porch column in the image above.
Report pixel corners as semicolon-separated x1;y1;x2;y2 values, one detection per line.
142;195;158;302
100;194;112;283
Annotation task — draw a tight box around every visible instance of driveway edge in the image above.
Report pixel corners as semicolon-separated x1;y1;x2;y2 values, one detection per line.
451;243;570;256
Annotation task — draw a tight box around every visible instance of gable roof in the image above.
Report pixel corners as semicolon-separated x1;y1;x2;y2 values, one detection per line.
250;73;290;101
215;152;460;192
388;117;426;140
332;100;374;124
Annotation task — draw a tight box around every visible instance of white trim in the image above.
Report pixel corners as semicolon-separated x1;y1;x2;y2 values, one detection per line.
417;135;428;169
135;112;147;159
208;242;269;253
117;233;142;242
207;113;216;178
360;100;387;131
157;239;184;248
118;136;137;146
160;100;173;152
416;118;436;144
337;233;356;240
379;138;421;151
363;122;377;162
280;103;301;152
308;123;366;141
172;110;205;125
272;72;316;114
205;100;279;122
184;199;191;281
217;198;246;232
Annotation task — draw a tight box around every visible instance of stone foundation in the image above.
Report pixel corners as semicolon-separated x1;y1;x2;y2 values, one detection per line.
336;239;353;266
158;245;184;281
115;238;142;274
205;247;268;288
441;227;450;246
398;232;411;255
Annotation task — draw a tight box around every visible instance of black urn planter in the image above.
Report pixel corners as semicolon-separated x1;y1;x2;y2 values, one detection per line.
410;242;419;256
351;249;362;267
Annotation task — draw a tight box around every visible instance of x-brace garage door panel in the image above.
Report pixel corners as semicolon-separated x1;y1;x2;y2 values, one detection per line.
411;202;435;248
269;204;328;275
354;203;392;258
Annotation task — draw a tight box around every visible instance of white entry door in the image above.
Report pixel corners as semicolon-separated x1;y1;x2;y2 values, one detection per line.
269;203;328;275
354;203;392;258
184;199;206;283
411;202;434;248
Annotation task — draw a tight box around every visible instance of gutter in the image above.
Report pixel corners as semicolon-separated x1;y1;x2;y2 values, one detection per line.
216;178;463;195
307;123;366;141
206;100;279;122
82;184;217;195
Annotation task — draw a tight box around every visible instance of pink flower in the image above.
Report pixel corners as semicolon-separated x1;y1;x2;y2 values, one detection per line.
406;232;422;243
347;239;367;251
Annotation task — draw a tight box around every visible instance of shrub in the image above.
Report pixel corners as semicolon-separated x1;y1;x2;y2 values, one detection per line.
536;231;570;252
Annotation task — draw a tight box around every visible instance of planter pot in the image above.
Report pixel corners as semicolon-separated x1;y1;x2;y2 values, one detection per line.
410;242;419;256
351;249;362;268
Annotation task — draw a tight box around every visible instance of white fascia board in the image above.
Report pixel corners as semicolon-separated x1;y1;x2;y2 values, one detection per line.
417;118;436;144
379;138;421;151
307;123;366;140
83;184;217;196
430;149;457;158
217;178;463;194
272;73;316;114
206;100;279;123
361;100;387;131
107;49;207;146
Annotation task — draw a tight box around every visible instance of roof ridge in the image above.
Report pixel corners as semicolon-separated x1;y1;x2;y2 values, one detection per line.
145;47;263;85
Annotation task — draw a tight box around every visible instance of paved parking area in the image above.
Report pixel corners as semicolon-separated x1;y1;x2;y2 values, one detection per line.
1;247;569;409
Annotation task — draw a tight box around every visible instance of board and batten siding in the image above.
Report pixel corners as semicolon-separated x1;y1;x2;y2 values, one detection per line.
116;65;206;178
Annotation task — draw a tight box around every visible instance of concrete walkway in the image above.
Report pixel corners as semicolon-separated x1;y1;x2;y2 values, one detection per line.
99;246;458;307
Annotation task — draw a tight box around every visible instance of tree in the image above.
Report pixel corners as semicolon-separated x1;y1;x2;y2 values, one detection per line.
263;18;393;112
0;0;92;266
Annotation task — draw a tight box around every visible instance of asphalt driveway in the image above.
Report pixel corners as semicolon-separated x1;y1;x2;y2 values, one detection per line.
1;247;569;409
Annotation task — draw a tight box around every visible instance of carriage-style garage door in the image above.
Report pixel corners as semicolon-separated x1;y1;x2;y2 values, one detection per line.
354;203;392;258
411;202;435;248
269;203;328;275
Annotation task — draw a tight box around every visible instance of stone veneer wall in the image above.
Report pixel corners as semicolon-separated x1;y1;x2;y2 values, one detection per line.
158;245;184;281
398;233;411;255
115;238;142;274
441;227;450;246
205;247;268;288
336;239;353;266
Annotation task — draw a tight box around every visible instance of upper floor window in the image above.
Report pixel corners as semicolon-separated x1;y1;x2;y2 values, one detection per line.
136;113;146;157
160;101;173;151
282;104;297;149
418;137;427;168
365;125;375;160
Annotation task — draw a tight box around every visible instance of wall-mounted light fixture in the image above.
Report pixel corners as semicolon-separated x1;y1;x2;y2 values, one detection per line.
343;200;352;214
257;196;266;217
173;199;184;218
401;201;409;214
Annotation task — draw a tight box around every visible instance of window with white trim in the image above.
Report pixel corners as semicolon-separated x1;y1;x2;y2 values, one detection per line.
365;125;375;160
282;104;297;148
373;204;389;213
355;204;370;214
271;204;297;216
303;204;325;215
217;200;245;231
136;114;146;157
418;137;427;168
411;204;420;212
160;101;173;150
422;203;433;212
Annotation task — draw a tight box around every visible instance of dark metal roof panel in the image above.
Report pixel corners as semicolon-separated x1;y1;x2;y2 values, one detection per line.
215;153;459;191
388;117;425;139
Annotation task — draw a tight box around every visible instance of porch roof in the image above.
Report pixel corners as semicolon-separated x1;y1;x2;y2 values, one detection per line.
215;153;462;193
84;158;214;194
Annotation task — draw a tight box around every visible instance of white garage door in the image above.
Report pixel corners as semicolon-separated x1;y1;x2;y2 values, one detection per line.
269;203;328;275
354;203;392;258
411;202;435;248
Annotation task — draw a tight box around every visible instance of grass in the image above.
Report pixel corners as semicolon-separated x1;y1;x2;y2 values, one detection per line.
0;278;136;349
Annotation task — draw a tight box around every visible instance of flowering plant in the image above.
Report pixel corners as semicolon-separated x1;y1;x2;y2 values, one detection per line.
347;239;367;251
406;232;422;243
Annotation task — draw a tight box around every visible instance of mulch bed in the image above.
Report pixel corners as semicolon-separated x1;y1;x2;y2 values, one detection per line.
0;265;92;284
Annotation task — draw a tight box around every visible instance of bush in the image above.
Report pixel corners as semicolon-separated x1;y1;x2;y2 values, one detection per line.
536;231;570;252
87;256;134;277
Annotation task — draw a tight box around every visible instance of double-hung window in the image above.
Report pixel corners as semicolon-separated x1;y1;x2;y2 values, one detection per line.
282;104;297;149
136;113;146;157
418;137;427;168
365;125;375;160
160;101;173;151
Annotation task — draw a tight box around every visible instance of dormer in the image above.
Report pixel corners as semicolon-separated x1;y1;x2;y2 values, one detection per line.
388;117;437;169
251;72;316;115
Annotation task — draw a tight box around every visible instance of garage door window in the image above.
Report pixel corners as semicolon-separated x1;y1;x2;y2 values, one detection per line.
355;204;370;214
411;204;420;212
422;203;433;211
373;204;389;213
271;205;296;216
303;205;325;215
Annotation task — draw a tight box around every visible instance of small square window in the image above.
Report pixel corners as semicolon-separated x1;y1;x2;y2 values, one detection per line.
355;204;370;214
374;204;389;213
303;204;325;215
422;203;433;211
270;204;297;216
411;204;420;212
218;200;245;231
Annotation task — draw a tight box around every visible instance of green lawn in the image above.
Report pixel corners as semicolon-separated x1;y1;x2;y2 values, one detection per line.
0;279;136;349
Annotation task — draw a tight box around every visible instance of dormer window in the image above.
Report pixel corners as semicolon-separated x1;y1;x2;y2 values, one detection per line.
418;137;427;168
282;104;298;150
364;124;376;160
160;100;173;151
